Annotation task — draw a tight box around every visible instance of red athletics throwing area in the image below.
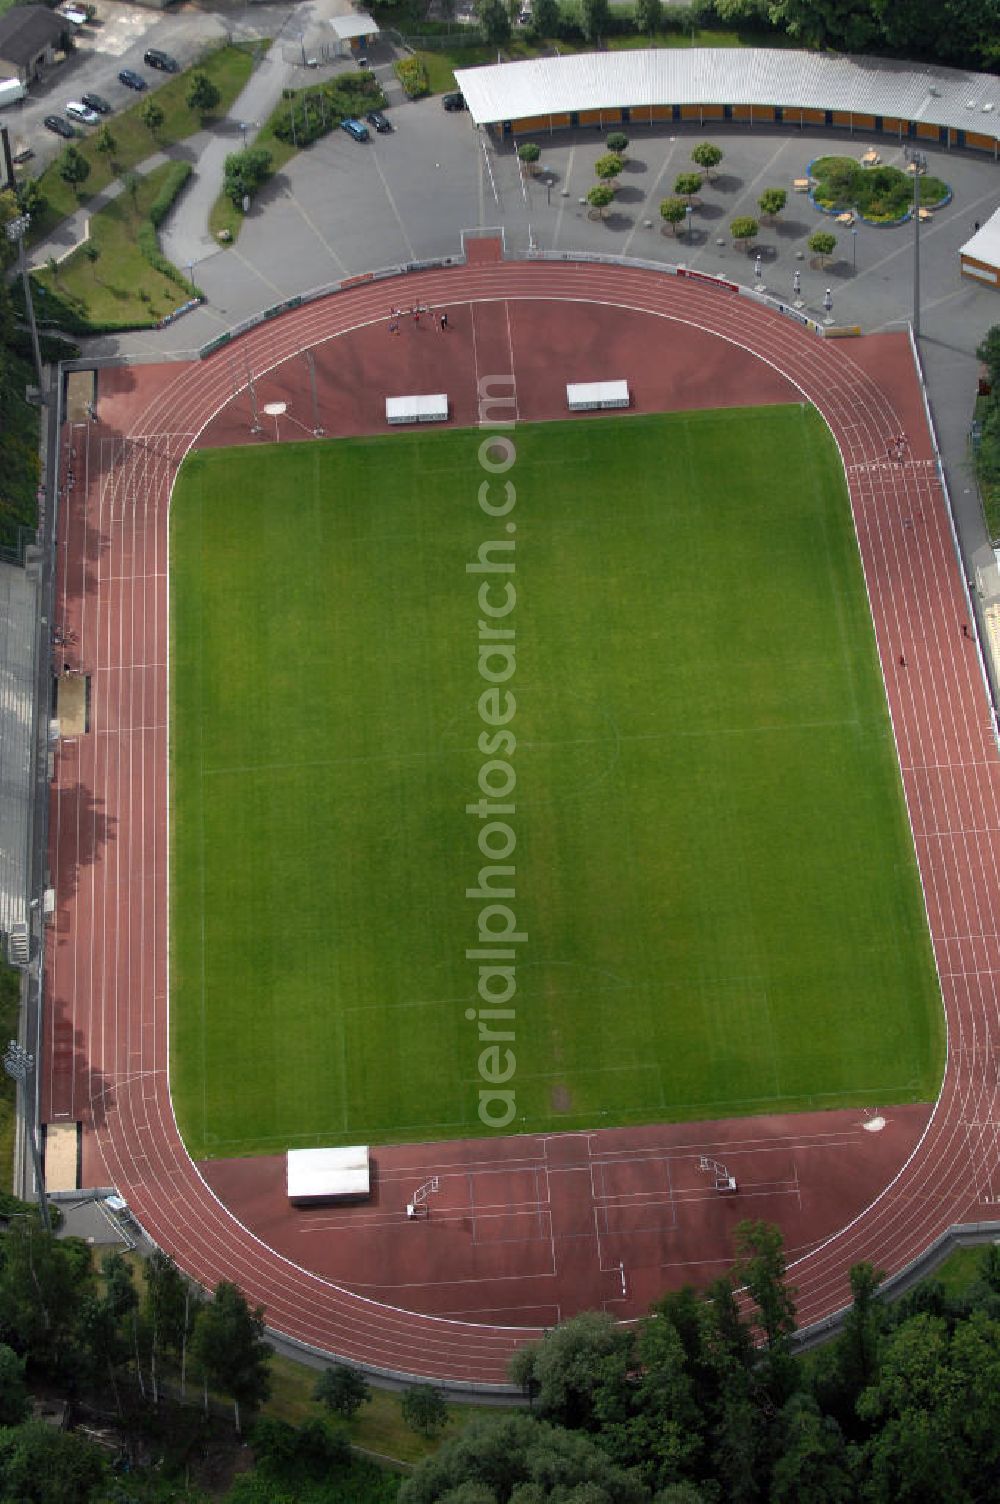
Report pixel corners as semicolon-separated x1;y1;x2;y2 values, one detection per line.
44;254;1000;1385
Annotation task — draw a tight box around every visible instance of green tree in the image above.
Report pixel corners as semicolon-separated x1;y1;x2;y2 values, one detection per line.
0;1421;105;1504
691;142;723;178
758;186;787;220
636;0;663;33
478;0;512;43
730;215;759;250
140;97;165;135
606;131;629;155
580;0;610;41
769;1394;852;1504
0;1346;28;1427
186;70;221;120
517;141;541;171
401;1383;449;1438
595;152;624;182
674;172;702;201
510;1309;633;1430
14;177;45;220
143;1248;192;1405
530;0;560;33
223;146;273;211
808;230;837;266
587;183;615;216
57;145;90;196
83;242;100;278
191;1280;271;1434
659;195;687;234
977;326;1000;389
94;123;117;164
0;1223;92;1378
399;1412;647;1504
314;1363;371;1419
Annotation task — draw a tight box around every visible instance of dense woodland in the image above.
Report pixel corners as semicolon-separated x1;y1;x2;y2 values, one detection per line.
0;190;42;559
0;1210;996;1501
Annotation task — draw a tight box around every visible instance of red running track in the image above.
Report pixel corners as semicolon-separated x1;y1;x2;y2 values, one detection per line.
44;259;1000;1385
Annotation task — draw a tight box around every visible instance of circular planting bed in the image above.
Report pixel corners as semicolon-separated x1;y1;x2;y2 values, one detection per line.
809;155;950;224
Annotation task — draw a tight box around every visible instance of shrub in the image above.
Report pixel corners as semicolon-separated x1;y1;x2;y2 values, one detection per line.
147;161;192;228
395;55;429;99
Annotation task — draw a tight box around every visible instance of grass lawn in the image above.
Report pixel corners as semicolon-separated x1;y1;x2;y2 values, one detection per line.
264;1354;478;1462
29;42;263;240
32;162;193;328
169;407;943;1161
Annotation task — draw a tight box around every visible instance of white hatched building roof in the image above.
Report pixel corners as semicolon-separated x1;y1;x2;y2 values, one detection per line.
961;209;1000;271
455;48;1000;138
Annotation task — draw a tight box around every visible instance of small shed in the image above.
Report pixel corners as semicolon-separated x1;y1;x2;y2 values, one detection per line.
0;6;66;86
566;380;631;411
329;12;379;57
961;212;1000;291
287;1145;371;1203
386;393;449;425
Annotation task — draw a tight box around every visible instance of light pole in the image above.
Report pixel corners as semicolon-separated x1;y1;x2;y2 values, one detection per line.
754;251;764;293
685;203;693;241
793;269;803;308
823;286;833;325
6;214;45;397
851;225;858;273
908;148;927;338
4;1041;50;1232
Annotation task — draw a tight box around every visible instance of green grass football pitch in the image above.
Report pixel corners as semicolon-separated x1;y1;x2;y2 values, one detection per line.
169;406;944;1161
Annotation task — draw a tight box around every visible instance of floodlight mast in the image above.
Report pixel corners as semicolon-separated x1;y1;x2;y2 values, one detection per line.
3;1041;51;1231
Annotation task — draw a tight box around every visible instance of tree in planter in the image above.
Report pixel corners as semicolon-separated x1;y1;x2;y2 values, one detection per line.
186;70;221;121
191;1280;271;1434
758;187;787;222
674;171;702;203
478;0;512;44
808;230;837;267
581;0;610;42
636;0;662;34
223;146;273;211
730;215;759;252
517;142;541;174
314;1363;372;1419
401;1384;449;1439
606;130;629;156
140;98;165;136
587;183;615;217
691;141;723;179
57;145;90;197
94;124;117;168
594;152;624;183
659;195;687;235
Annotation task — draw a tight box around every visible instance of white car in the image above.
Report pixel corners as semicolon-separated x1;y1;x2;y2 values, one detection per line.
66;100;100;126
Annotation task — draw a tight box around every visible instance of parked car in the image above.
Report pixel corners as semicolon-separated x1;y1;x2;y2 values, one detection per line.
143;48;178;73
81;92;112;115
66;100;100;125
442;91;466;111
43;114;76;138
118;68;146;91
340;117;370;142
366;109;392;133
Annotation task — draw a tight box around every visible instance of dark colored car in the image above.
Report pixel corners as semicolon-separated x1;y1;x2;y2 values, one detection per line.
81;91;112;115
118;68;146;90
366;109;392;133
442;91;466;111
340;117;370;142
43;114;76;138
144;47;178;73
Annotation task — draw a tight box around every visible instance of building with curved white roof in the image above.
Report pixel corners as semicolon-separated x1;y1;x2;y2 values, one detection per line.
455;47;1000;156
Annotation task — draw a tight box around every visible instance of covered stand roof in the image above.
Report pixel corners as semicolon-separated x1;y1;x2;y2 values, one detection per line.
455;47;1000;139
